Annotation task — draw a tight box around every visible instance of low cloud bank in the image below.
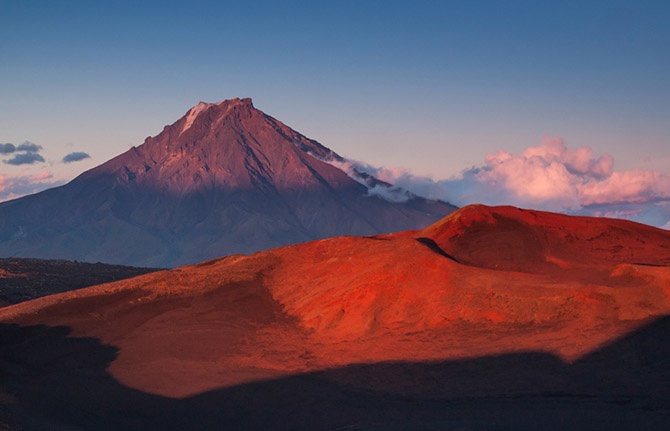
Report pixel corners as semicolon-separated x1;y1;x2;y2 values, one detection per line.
332;136;670;229
0;172;65;203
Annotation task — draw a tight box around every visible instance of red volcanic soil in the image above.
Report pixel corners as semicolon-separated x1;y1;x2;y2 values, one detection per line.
1;205;670;430
423;205;670;271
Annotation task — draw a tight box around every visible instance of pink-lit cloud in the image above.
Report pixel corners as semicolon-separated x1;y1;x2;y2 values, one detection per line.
466;136;670;209
0;172;65;203
333;136;670;229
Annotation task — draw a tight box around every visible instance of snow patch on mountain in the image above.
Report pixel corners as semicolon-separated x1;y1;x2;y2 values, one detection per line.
180;102;215;136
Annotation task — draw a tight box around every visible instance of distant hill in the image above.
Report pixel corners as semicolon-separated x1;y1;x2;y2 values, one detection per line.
0;258;160;305
0;98;456;267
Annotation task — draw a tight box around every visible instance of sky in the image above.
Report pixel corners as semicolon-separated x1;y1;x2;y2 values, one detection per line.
1;1;669;227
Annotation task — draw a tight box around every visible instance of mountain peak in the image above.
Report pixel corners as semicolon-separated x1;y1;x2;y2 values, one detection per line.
192;97;253;108
180;98;254;136
227;97;253;106
212;97;254;110
0;99;456;267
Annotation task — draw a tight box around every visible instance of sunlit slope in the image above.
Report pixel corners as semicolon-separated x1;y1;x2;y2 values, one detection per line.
1;205;669;403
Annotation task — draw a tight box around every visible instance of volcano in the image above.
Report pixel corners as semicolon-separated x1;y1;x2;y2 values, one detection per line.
1;205;670;430
0;98;455;267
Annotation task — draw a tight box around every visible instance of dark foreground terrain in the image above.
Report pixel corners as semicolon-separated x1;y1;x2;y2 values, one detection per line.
0;258;160;305
1;317;669;430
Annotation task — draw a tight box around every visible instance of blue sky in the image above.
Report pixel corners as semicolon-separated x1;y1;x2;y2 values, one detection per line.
1;1;670;225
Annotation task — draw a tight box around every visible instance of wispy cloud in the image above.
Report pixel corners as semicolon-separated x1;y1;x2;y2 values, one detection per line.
62;151;91;163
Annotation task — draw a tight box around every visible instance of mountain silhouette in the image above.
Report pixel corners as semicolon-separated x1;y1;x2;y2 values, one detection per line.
0;98;455;267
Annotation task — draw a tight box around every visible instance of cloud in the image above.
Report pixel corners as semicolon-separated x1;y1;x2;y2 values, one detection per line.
0;172;64;202
325;136;670;229
474;137;668;210
0;143;16;154
62;152;91;163
579;170;670;205
317;157;416;203
1;141;46;165
16;142;42;153
4;152;46;165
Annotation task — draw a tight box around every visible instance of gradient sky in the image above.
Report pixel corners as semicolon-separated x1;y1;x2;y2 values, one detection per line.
2;1;670;219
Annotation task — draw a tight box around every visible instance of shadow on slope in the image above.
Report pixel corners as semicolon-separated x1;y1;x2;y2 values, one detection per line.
2;317;670;430
0;186;454;268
